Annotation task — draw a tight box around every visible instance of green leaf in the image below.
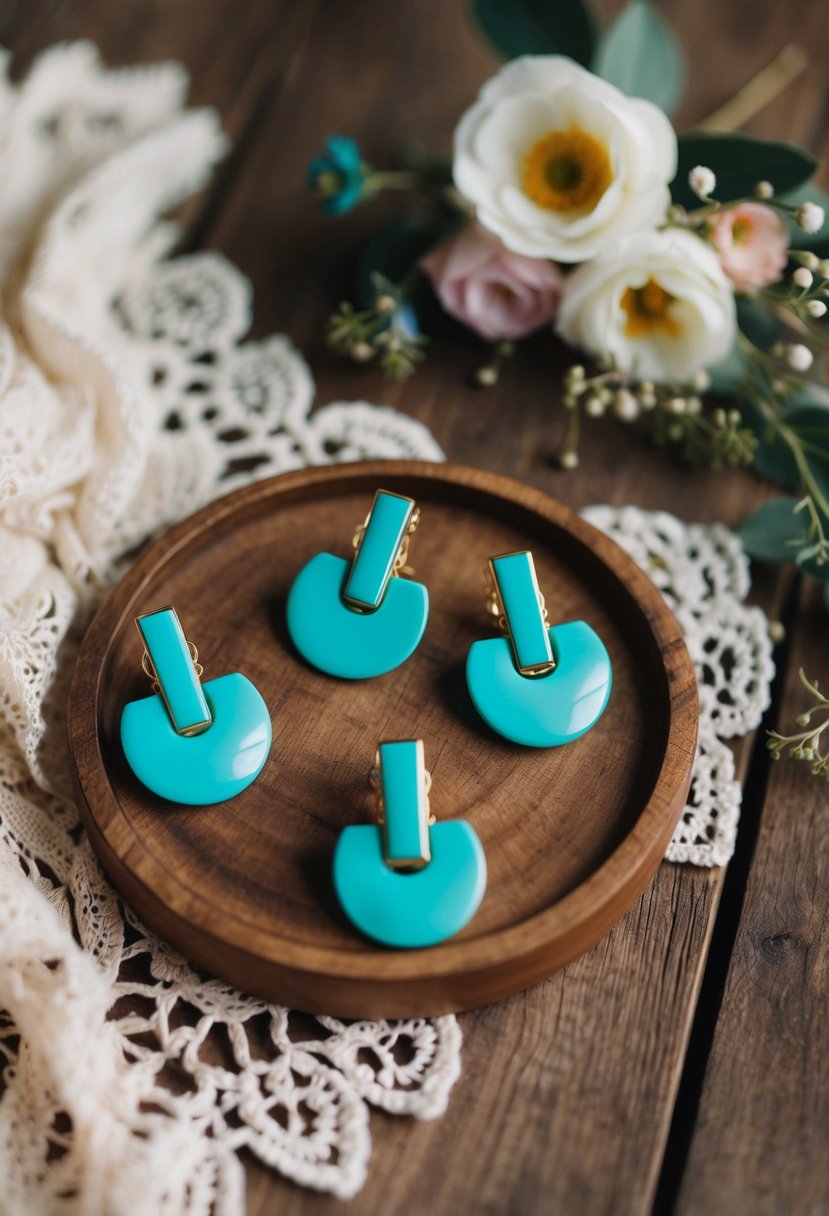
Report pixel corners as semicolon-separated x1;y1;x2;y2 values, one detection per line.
739;408;829;578
593;0;684;116
780;182;829;253
785;405;829;500
737;497;806;562
741;399;801;490
671;133;817;210
469;0;599;66
736;295;782;351
743;392;829;489
787;383;829;412
706;341;749;396
355;217;455;308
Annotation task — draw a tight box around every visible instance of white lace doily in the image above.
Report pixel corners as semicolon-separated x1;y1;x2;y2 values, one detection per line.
582;505;775;866
0;42;775;1216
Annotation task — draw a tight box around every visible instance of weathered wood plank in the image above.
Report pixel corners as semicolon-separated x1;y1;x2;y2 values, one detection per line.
675;578;829;1216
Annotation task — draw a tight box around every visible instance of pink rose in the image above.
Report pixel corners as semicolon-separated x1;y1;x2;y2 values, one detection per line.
420;225;563;340
710;203;789;292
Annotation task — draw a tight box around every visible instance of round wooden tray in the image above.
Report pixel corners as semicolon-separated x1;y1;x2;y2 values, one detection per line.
69;461;698;1017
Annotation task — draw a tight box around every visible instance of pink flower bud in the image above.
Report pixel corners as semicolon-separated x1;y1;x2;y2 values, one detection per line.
710;203;789;292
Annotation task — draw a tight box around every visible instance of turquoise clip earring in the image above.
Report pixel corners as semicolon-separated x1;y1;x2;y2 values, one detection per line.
466;551;612;747
120;606;272;805
333;740;486;948
286;489;428;679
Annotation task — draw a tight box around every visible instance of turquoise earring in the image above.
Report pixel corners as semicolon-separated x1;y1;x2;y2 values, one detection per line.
286;489;428;679
120;607;272;805
466;551;612;747
333;739;486;948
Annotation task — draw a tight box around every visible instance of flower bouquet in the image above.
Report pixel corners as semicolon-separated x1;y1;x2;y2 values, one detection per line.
309;0;829;602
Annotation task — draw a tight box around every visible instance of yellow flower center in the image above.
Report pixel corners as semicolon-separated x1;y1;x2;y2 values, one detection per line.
621;277;681;338
521;126;613;213
731;217;753;244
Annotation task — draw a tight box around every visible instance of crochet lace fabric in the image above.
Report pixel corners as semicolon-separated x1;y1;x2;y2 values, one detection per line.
582;506;774;866
0;43;774;1215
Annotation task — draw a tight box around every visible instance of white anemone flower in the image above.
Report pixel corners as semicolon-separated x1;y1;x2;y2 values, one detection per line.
557;228;737;383
453;55;677;263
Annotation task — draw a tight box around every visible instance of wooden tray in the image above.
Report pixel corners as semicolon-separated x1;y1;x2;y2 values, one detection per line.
68;461;698;1017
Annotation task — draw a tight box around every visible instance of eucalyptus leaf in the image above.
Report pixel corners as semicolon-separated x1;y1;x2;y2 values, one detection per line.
593;0;684;116
469;0;598;66
671;133;817;210
737;497;806;562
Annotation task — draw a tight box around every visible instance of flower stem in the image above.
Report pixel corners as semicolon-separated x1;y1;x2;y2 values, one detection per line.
365;170;428;194
696;44;807;131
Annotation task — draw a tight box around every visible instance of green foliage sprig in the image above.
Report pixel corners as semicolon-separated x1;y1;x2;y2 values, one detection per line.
768;669;829;779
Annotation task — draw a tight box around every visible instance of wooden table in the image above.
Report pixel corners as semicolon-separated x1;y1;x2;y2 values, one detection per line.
4;1;827;1211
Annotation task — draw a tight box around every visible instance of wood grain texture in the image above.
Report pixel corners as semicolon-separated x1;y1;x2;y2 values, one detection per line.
676;579;829;1216
3;0;828;1209
69;461;697;1017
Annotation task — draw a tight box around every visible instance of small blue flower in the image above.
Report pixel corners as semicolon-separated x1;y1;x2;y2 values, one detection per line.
396;303;420;339
308;135;368;216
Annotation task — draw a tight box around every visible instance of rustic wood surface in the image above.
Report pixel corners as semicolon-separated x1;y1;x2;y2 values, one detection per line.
2;0;827;1211
675;578;829;1216
69;462;697;1017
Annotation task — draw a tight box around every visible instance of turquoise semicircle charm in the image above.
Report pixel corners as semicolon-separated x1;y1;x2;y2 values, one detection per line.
332;820;486;948
120;672;272;805
466;620;612;748
286;552;428;679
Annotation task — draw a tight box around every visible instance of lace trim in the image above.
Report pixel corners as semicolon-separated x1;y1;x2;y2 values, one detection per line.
582;506;774;865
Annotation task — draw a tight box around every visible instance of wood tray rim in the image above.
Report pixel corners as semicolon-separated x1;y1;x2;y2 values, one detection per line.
69;460;698;989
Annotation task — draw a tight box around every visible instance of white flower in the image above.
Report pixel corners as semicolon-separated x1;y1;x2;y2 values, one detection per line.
793;266;813;289
613;388;640;420
786;343;814;371
557;228;736;383
638;381;657;409
754;180;774;200
796;201;825;234
689;165;716;199
806;299;827;318
453;56;677;263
